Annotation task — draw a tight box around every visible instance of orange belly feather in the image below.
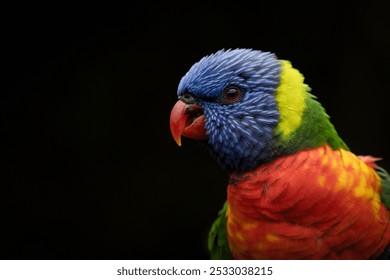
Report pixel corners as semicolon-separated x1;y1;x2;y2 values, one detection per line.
227;145;390;259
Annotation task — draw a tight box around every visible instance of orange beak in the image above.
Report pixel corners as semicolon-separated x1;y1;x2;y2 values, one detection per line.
169;100;208;146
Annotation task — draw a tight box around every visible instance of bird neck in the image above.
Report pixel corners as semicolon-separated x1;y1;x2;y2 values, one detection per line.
271;60;349;157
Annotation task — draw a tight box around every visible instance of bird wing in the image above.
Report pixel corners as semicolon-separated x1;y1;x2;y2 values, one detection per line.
376;166;390;209
208;201;232;259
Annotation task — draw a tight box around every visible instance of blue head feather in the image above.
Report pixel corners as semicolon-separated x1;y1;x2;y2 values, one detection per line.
177;49;281;171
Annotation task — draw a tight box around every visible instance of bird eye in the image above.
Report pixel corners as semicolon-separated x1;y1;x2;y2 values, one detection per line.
219;86;243;104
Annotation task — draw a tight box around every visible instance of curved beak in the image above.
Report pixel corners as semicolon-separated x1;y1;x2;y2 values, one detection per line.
169;100;208;146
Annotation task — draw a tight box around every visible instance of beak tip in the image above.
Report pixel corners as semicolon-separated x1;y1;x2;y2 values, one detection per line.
170;100;187;147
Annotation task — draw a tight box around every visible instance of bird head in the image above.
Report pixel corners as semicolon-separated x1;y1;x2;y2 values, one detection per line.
169;48;346;172
170;49;280;171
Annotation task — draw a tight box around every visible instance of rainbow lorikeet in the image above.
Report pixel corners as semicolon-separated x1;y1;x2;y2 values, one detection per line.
169;49;390;260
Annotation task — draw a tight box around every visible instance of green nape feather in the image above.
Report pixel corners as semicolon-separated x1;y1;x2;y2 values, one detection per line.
280;95;350;153
208;201;232;259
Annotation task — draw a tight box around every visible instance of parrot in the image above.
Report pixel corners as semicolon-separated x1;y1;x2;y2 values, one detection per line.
169;48;390;260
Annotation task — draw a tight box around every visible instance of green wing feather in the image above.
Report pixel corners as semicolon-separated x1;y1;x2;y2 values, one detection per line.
208;201;232;259
376;165;390;259
377;165;390;209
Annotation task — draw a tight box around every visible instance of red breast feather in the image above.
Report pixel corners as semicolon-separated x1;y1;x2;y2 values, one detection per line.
227;145;390;259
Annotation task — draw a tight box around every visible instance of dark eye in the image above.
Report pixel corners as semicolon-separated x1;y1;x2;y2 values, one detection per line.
219;86;243;104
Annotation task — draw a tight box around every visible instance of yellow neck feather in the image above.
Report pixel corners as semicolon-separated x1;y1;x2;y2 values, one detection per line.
274;60;308;139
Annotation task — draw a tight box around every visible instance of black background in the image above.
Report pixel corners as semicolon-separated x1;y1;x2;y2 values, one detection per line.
2;1;389;259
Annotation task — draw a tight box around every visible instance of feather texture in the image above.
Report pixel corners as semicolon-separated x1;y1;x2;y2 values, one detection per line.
226;145;390;259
